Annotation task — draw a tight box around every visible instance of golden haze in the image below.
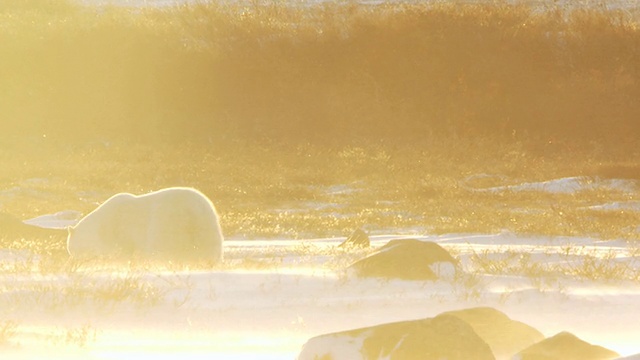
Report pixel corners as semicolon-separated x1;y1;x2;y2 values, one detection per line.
0;1;639;145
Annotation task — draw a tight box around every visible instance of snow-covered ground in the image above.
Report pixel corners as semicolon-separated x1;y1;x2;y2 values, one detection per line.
465;175;637;195
3;176;640;359
1;233;639;359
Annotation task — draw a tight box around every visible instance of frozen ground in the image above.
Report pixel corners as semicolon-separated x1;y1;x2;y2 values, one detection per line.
2;176;640;359
1;233;640;359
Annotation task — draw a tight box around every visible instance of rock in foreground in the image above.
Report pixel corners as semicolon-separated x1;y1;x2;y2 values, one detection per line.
515;331;620;360
443;307;544;359
298;313;495;360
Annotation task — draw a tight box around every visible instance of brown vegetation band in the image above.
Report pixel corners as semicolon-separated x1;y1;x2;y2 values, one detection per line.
1;1;639;146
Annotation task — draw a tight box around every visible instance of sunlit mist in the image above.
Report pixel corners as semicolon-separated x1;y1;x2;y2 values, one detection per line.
1;0;640;359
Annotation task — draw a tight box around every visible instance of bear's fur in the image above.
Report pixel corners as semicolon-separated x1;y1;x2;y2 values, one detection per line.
67;187;223;262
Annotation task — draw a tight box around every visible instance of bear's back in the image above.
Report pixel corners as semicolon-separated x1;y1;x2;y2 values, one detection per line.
137;187;215;214
136;187;222;259
68;187;223;261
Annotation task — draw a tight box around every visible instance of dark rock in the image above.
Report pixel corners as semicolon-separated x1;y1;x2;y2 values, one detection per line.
442;307;544;359
298;313;495;360
348;239;457;280
515;331;620;360
339;228;370;248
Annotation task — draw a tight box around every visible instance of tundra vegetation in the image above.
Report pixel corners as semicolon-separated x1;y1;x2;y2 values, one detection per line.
1;0;640;352
0;0;639;268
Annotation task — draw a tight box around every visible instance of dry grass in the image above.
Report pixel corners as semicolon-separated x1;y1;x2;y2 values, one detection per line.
0;320;18;346
0;1;639;147
469;245;640;282
2;139;640;243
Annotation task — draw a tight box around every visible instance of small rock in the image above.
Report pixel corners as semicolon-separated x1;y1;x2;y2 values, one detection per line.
338;228;370;248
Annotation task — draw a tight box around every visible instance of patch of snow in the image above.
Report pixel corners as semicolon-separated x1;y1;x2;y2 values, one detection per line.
0;249;35;265
429;261;457;280
2;233;640;359
311;183;362;196
23;210;83;229
272;201;345;214
0;186;21;198
298;331;369;360
21;178;50;186
468;176;637;194
586;201;640;212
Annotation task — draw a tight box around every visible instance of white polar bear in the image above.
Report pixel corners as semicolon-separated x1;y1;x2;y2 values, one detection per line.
67;187;223;262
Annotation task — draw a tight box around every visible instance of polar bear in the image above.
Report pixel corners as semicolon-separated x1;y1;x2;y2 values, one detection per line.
67;187;223;262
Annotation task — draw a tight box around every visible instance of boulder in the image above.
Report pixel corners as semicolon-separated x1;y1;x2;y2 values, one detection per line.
443;307;544;359
339;228;370;248
514;331;620;360
348;239;457;280
298;314;495;360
